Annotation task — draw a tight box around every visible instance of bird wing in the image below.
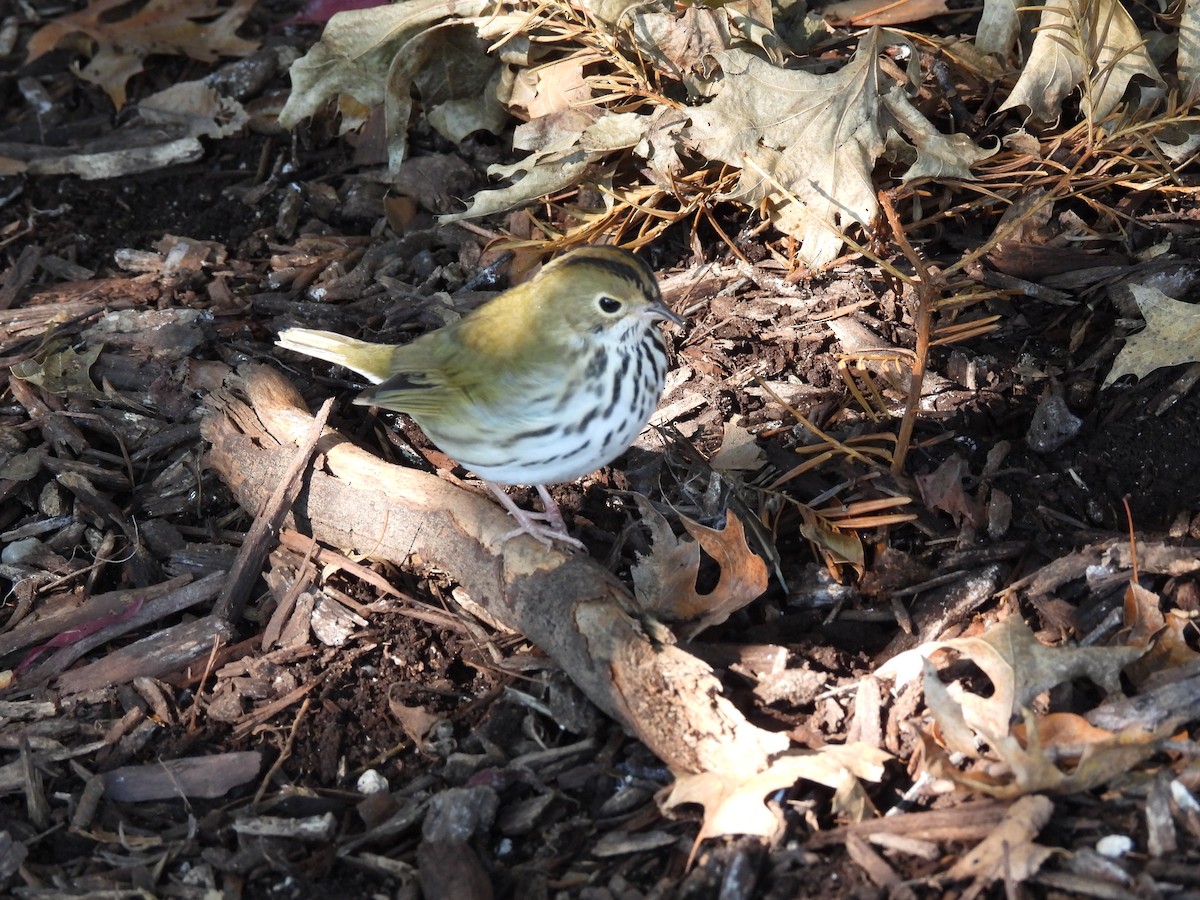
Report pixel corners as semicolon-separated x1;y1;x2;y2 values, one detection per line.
352;334;519;417
355;290;568;417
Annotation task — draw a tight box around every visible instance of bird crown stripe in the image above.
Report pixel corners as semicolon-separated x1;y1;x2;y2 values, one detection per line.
553;251;656;294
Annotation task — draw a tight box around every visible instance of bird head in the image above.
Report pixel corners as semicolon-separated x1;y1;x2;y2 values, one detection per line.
531;246;684;342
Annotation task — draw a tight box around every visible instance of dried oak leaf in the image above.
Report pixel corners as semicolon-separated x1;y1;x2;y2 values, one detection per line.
26;0;258;109
941;794;1054;888
1103;285;1200;387
662;744;890;843
1122;579;1200;685
993;0;1163;121
683;29;993;266
915;454;982;526
10;344;105;400
278;0;495;167
630;496;768;639
914;617;1142;739
708;422;766;472
898;619;1160;796
922;678;1162;796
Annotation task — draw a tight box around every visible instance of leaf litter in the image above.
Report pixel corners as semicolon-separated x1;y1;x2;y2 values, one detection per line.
2;0;1200;896
279;1;998;265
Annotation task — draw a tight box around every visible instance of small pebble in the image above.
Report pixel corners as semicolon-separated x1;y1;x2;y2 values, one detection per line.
2;537;43;565
1027;387;1083;452
356;769;390;795
1096;834;1133;858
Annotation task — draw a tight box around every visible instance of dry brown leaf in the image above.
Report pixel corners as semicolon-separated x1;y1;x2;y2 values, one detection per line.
942;794;1054;888
921;657;981;757
709;422;766;472
1125;579;1164;650
1123;580;1200;685
915;454;981;526
139;81;248;139
1028;711;1122;751
1183;0;1200;100
683;29;992;265
508;57;594;120
630;498;769;638
1104;286;1200;387
797;506;865;575
25;0;258;109
662;744;890;842
960;711;1160;796
995;0;1163;122
631;5;730;97
279;0;492;166
10;344;105;400
908;620;1162;796
928;618;1142;738
388;688;445;751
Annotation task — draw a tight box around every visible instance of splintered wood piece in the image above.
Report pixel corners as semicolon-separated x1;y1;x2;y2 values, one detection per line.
56;615;234;695
103;751;262;802
212;396;331;622
20;572;224;685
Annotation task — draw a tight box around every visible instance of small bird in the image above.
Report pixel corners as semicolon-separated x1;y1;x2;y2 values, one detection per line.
277;246;683;548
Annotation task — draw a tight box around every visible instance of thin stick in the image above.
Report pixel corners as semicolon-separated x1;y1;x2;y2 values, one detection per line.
213;397;333;622
254;697;311;805
878;192;933;475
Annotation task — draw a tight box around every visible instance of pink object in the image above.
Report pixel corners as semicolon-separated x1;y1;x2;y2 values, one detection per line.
15;598;145;676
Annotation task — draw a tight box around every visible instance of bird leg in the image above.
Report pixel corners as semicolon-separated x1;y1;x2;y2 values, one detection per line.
486;482;585;550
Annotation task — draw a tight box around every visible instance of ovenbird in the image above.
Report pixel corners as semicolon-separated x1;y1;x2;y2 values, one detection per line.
277;246;682;548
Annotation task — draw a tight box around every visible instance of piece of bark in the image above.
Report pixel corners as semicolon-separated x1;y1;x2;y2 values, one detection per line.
103;751;262;802
56;615;234;695
0;245;40;311
8;378;88;456
201;365;789;776
875;564;1005;663
212;396;331;622
846;833;901;889
21;572;224;684
20;737;49;831
0;574;192;658
0;829;29;881
14;276;162;311
417;840;493;900
806;798;1014;848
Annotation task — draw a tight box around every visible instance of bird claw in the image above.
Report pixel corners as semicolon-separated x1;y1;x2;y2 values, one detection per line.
497;519;585;550
487;482;584;550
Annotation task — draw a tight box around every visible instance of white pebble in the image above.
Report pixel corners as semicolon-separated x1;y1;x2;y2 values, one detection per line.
356;769;390;795
1096;835;1134;858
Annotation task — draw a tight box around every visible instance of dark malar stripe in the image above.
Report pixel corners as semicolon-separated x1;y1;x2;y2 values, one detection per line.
602;366;624;419
616;347;632;381
643;334;666;378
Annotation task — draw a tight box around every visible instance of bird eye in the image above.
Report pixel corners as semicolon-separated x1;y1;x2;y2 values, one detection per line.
598;296;622;314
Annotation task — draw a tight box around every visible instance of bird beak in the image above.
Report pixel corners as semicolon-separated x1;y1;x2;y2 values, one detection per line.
648;302;685;326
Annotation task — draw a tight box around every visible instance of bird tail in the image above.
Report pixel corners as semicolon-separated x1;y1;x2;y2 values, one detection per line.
276;328;395;385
